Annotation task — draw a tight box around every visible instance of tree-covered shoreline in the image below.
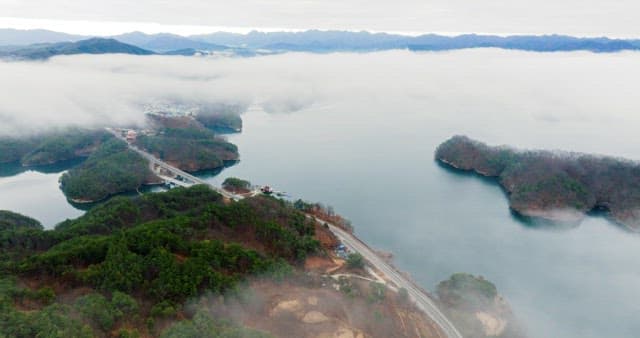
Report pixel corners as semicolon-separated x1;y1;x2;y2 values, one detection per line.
136;126;239;172
59;139;158;203
436;135;640;229
0;129;111;166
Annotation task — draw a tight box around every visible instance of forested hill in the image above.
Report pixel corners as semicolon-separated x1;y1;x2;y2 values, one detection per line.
0;211;42;231
0;184;520;338
436;135;640;229
0;186;319;337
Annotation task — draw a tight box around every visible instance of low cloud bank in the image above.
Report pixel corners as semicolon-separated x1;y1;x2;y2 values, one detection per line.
0;50;639;138
0;53;319;136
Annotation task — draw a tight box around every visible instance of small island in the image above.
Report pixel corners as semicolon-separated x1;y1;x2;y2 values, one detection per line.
436;135;640;229
437;273;525;338
222;177;252;194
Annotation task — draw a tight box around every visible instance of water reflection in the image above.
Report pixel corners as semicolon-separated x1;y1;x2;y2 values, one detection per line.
192;160;239;179
0;160;86;228
0;158;85;177
507;209;581;231
0;161;26;177
67;185;167;211
437;159;604;231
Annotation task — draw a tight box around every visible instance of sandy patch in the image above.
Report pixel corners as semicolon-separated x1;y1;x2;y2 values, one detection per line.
302;311;330;324
270;299;302;316
475;311;507;336
334;327;356;338
519;207;585;224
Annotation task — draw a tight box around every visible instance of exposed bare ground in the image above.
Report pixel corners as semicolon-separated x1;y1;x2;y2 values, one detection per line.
203;279;444;338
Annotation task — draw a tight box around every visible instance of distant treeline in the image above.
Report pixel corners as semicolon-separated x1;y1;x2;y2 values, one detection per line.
0;129;111;166
195;112;243;133
436;135;640;229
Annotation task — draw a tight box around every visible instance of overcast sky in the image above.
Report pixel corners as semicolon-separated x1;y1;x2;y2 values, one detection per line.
0;0;638;37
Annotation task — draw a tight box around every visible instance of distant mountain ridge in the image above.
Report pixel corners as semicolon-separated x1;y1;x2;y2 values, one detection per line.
113;32;228;52
406;34;640;53
0;38;154;60
0;28;85;46
1;29;639;56
190;30;640;53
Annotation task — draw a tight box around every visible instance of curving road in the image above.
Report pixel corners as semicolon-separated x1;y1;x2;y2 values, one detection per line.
107;127;462;337
322;220;463;338
105;128;239;200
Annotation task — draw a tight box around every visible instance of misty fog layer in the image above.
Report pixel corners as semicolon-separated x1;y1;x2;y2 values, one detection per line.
3;50;640;338
2;50;640;145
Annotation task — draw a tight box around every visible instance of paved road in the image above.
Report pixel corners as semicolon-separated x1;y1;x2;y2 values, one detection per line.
324;220;463;338
105;128;239;200
107;127;462;338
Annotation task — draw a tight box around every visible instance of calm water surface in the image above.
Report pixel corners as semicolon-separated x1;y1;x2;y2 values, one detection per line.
2;50;640;338
205;105;640;338
0;160;85;226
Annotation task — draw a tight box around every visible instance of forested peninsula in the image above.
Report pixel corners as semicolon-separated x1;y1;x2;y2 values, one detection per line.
135;114;240;172
0;111;241;203
59;139;158;203
436;135;640;229
0;129;111;166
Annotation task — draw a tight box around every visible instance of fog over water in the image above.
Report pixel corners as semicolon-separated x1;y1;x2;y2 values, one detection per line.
1;50;640;337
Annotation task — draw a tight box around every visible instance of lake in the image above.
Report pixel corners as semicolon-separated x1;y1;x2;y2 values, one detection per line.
0;160;85;225
2;49;640;337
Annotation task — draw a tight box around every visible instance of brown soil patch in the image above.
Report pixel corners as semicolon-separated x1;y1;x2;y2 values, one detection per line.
302;311;330;324
204;279;444;338
305;256;339;273
314;222;340;249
